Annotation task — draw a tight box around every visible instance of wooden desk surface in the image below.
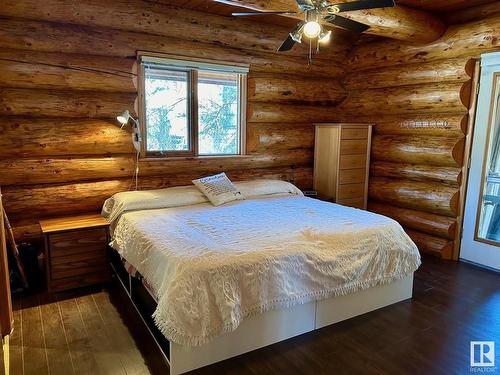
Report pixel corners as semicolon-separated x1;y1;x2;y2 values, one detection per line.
39;213;109;234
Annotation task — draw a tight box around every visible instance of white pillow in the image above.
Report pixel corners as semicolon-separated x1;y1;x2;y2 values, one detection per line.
102;185;208;223
235;179;304;198
192;173;245;206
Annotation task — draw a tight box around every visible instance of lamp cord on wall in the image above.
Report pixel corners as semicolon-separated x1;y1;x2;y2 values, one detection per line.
0;58;136;78
134;149;140;191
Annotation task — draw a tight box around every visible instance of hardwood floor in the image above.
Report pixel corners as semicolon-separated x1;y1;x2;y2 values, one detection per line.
4;256;500;375
5;287;167;375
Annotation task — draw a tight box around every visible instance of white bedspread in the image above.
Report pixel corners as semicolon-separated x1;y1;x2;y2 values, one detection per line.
110;195;420;346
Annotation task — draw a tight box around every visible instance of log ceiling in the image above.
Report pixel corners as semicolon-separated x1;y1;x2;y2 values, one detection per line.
1;0;500;260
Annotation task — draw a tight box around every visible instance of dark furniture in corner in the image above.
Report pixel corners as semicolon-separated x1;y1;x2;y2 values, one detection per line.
40;214;111;293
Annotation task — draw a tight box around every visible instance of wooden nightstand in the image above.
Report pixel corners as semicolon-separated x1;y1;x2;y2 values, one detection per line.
40;214;111;293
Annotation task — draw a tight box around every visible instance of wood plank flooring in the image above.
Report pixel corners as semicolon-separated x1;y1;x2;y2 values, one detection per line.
4;287;165;375
3;256;500;375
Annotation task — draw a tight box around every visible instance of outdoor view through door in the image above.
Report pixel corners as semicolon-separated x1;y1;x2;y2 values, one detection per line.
477;73;500;245
139;55;248;157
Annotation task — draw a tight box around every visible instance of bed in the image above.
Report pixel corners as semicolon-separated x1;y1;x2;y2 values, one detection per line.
102;179;420;374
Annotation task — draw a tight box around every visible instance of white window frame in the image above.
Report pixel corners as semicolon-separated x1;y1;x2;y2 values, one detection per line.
138;52;248;158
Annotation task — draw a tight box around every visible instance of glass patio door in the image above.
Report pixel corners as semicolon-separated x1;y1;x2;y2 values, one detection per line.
461;52;500;270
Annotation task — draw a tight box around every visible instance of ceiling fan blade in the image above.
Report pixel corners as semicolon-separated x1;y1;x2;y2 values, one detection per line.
232;11;297;16
278;35;297;52
333;0;395;13
277;21;305;52
324;15;370;33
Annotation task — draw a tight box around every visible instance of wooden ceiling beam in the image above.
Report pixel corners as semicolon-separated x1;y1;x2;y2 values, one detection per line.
444;1;500;24
215;0;446;43
396;0;496;12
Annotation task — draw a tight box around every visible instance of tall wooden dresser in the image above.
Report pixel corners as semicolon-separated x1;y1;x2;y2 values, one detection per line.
313;123;373;209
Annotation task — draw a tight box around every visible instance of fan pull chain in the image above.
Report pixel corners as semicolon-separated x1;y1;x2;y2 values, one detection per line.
308;39;312;65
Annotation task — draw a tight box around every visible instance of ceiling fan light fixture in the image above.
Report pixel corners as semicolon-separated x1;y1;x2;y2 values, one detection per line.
319;30;332;44
303;21;321;38
290;23;304;43
271;0;394;54
290;31;302;43
303;9;321;39
326;5;340;14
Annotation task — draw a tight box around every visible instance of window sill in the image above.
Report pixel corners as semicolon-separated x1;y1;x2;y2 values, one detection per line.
140;154;251;161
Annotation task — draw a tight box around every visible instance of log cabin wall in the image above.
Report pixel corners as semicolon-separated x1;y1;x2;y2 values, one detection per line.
336;9;500;259
0;0;350;243
2;0;499;260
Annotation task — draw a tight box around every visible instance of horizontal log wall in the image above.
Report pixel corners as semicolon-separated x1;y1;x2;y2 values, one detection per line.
4;0;499;262
7;166;314;241
339;14;500;259
0;0;348;242
348;15;500;71
0;0;352;60
0;18;343;78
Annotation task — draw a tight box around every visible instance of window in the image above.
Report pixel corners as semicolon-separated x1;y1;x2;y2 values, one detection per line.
139;55;248;157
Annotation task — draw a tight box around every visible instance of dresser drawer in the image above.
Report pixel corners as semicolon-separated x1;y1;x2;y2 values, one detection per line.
51;248;105;265
339;154;367;170
49;228;107;257
49;272;111;293
339;169;366;184
341;127;369;140
337;183;365;200
337;198;365;209
51;257;108;280
340;139;368;155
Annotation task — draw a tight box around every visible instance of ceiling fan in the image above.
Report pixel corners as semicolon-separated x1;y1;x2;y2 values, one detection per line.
232;0;396;52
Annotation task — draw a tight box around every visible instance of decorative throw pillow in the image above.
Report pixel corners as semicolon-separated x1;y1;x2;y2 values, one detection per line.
192;173;245;206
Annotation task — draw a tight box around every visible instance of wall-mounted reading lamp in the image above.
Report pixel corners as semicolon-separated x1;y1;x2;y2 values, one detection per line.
117;110;141;190
117;109;137;126
117;110;141;152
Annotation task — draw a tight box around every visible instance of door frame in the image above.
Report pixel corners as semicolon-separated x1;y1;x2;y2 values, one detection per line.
453;59;481;260
0;188;13;339
460;51;500;270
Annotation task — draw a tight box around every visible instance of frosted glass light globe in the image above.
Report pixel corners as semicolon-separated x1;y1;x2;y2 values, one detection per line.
303;21;321;38
319;30;332;44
